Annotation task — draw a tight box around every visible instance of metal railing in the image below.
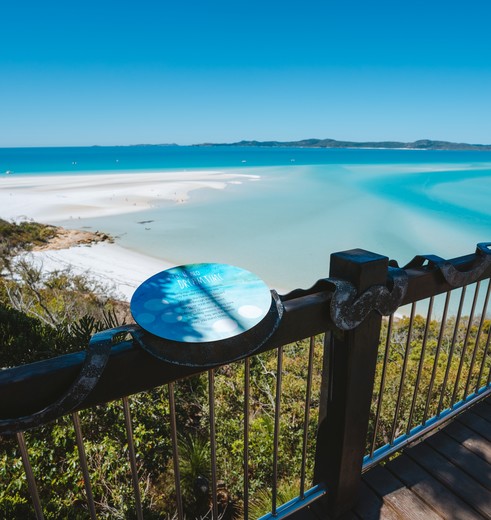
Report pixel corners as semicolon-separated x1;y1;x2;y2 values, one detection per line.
1;243;490;519
364;278;491;471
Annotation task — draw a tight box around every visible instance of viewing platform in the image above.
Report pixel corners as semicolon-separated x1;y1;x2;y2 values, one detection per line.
295;395;491;519
1;243;491;518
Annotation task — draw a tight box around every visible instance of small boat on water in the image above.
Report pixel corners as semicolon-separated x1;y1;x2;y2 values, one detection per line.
5;170;13;175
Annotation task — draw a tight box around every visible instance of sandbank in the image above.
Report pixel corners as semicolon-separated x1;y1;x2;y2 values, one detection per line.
0;170;258;223
2;170;258;301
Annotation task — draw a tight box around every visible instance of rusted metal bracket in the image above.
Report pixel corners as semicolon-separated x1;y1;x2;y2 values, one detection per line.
404;242;491;287
328;267;408;331
0;324;139;435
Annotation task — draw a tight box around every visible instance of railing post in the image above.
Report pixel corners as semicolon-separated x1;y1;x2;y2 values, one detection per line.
314;249;388;517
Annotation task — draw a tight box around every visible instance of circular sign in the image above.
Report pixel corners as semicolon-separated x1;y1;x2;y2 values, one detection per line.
130;263;273;343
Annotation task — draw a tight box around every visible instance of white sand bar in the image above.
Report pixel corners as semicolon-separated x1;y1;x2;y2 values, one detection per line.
0;170;257;222
2;170;258;300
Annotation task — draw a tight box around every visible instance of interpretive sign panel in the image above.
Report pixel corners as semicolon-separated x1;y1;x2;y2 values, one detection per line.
130;263;272;343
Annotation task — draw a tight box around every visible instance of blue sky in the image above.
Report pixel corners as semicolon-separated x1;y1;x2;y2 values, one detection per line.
1;0;491;146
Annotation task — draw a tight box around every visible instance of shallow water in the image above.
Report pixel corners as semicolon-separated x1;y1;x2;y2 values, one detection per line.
2;146;491;292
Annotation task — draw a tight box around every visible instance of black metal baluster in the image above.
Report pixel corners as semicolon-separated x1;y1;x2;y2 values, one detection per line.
122;397;143;520
407;298;434;434
208;370;218;519
438;286;466;415
423;291;450;424
168;383;184;520
451;283;480;406
464;279;491;398
300;336;316;499
390;302;416;444
71;412;97;520
370;314;393;457
243;358;250;520
272;345;284;516
476;319;491;392
16;432;44;520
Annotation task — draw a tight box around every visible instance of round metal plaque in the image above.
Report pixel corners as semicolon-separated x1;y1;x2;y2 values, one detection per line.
131;263;273;344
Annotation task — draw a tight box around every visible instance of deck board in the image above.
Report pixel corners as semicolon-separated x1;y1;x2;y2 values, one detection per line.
362;464;443;519
473;401;491;422
290;396;491;520
359;396;491;519
405;441;491;518
351;480;401;520
458;409;491;442
386;451;482;520
444;420;491;464
425;430;491;490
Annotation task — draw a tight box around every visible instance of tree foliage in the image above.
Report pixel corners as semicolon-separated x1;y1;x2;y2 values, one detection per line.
0;219;57;273
368;311;491;452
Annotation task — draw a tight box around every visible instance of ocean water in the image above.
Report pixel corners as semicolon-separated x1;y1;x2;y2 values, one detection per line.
1;146;491;293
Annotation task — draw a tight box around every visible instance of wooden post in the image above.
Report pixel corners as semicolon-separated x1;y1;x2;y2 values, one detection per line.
314;249;388;517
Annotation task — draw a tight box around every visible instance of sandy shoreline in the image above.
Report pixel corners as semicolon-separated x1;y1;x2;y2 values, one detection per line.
2;170;257;300
1;170;257;222
22;242;173;301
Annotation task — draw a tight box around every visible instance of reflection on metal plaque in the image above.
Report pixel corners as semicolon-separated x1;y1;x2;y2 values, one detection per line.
131;263;273;343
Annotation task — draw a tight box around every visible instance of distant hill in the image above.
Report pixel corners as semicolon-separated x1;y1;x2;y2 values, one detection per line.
196;138;491;151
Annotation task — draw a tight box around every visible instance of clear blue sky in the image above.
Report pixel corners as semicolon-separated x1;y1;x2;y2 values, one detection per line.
1;0;491;147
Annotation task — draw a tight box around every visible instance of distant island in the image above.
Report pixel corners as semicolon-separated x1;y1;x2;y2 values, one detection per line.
195;138;491;151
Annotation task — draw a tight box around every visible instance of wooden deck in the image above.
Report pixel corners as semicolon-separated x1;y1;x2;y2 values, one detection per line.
294;396;491;519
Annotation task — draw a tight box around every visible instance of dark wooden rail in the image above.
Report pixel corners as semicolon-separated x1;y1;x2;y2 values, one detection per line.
2;246;490;421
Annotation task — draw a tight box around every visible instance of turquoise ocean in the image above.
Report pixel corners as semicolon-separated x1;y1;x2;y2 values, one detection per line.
1;146;491;294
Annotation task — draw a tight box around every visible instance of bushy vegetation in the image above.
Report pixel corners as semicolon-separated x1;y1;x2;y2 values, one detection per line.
0;323;323;518
368;309;491;452
0;219;57;272
0;220;490;518
0;219;57;250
